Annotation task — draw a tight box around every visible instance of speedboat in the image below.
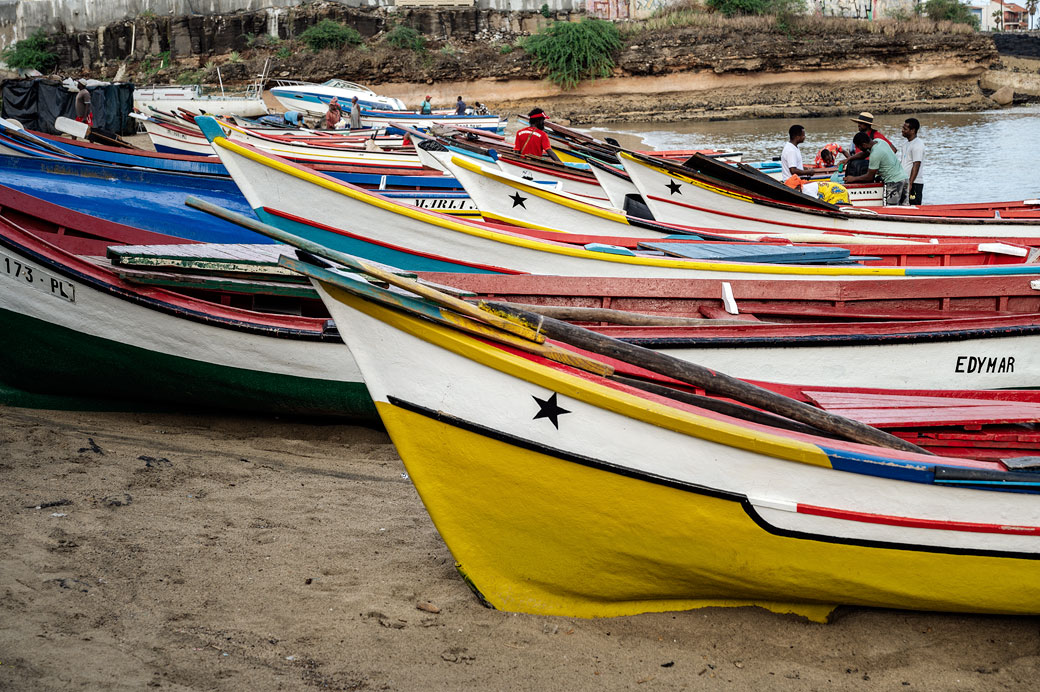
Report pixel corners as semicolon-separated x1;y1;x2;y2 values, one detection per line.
269;78;407;116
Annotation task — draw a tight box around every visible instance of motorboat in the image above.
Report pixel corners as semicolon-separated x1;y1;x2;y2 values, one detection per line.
269;78;407;116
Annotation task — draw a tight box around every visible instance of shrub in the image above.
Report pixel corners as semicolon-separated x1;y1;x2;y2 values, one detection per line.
1;29;58;73
707;0;805;16
522;18;622;90
276;44;292;59
385;25;426;53
178;69;204;84
540;3;552;17
499;44;514;54
299;19;363;51
924;0;980;28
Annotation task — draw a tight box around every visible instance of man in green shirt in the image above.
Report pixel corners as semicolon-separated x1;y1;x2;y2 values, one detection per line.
845;131;908;205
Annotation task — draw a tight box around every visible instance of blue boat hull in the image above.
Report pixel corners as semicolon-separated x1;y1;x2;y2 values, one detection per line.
0;155;267;244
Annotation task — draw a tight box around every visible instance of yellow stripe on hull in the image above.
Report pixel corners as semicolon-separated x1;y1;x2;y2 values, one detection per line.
380;402;1040;621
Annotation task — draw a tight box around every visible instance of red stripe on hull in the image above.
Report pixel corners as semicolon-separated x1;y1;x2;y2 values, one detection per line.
798;503;1040;536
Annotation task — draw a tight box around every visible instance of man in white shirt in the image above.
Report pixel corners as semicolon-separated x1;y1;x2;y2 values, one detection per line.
781;124;811;181
900;117;924;204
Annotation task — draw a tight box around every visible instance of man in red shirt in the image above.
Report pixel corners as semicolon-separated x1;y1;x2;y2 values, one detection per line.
513;108;560;162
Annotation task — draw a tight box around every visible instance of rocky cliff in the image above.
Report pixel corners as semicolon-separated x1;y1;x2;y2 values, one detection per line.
47;5;999;124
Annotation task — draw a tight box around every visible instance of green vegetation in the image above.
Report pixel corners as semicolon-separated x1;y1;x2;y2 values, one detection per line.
925;0;980;28
177;68;205;84
229;51;241;63
522;18;622;90
276;44;292;60
499;44;514;54
141;51;169;76
540;3;552;18
385;25;426;53
299;19;363;51
706;0;805;18
628;0;974;35
1;29;58;73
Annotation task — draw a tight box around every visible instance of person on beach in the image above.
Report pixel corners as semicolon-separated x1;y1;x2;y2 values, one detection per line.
349;96;361;130
75;80;92;126
324;97;342;129
844;131;909;205
473;101;490;115
780;124;812;182
420;95;433;115
455;95;468;115
283;110;305;127
900;117;924;204
513;107;561;162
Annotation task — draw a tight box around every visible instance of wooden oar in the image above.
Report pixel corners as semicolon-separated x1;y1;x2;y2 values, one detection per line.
483;300;933;456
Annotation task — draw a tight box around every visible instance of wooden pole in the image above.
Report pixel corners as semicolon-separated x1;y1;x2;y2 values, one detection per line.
483;300;933;456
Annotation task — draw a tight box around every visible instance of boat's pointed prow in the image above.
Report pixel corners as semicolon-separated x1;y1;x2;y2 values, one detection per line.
195;115;225;143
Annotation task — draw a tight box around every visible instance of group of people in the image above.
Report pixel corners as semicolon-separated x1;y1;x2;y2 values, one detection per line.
418;95;490;116
322;95;362;130
782;111;925;206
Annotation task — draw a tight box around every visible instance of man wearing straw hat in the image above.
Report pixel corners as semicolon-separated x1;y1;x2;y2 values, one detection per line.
850;111;896;155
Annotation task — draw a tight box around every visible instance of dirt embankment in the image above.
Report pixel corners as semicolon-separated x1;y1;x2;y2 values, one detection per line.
51;6;999;124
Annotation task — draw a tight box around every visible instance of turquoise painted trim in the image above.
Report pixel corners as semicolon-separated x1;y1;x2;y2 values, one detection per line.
584;243;636;256
446;144;498;164
253;207;499;273
196;116;225;143
905;265;1040;277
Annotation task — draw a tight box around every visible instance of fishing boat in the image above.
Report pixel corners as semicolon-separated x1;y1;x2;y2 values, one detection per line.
621;151;1040;240
0;190;372;417
259;233;1040;620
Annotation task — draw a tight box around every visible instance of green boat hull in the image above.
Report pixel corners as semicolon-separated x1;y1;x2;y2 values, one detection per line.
0;307;377;420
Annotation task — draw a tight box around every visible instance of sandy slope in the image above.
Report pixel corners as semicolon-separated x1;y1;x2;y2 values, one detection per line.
1;405;1037;691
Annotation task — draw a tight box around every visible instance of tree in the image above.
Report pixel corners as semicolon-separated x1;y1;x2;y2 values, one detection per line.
1027;0;1038;29
924;0;981;28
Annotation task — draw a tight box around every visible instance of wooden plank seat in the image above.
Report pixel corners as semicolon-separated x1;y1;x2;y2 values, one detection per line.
637;241;853;265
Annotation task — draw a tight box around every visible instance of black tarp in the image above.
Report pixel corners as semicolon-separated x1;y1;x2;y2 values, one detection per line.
1;79;135;135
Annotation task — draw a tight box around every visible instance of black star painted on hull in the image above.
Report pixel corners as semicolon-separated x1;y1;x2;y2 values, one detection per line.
532;392;570;429
510;192;528;208
666;180;682;195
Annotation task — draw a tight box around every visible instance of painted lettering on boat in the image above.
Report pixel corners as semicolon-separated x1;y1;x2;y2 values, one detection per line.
1;250;76;302
955;355;1015;374
413;199;474;210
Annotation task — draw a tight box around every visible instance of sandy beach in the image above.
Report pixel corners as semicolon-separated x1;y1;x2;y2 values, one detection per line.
1;404;1038;691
